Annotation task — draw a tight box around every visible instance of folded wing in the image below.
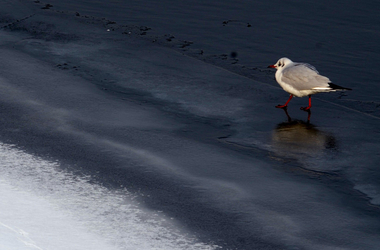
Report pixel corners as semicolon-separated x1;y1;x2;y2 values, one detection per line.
281;63;332;91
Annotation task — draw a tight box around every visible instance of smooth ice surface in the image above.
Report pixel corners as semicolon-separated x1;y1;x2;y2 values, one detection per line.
0;1;380;249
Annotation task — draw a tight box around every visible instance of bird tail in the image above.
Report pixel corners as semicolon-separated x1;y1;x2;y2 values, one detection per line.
328;82;352;91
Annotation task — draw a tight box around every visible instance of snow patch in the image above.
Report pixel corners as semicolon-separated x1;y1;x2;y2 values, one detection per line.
0;142;219;250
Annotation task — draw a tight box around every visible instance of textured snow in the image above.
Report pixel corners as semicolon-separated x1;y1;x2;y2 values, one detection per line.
0;143;219;250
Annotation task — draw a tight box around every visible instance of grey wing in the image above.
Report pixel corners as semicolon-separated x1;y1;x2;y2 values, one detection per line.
281;63;331;90
297;62;319;74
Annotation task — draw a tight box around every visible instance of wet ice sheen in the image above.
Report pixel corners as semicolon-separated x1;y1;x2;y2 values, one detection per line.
0;143;219;250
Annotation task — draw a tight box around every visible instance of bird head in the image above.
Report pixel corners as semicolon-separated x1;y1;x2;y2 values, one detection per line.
268;57;293;69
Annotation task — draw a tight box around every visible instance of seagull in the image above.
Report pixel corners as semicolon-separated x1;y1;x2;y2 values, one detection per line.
268;57;351;110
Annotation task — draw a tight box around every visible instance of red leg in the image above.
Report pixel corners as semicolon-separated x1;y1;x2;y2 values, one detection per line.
300;95;312;111
276;95;293;109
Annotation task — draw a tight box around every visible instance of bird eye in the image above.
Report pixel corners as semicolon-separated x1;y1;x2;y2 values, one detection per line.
278;63;282;67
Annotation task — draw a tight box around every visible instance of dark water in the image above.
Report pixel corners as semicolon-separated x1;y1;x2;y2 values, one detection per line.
41;0;380;105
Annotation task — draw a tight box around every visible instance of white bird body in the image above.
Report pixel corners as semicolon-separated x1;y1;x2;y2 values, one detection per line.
272;58;335;97
268;57;351;110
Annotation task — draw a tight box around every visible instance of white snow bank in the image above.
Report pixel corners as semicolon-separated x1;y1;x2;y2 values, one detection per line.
0;143;219;250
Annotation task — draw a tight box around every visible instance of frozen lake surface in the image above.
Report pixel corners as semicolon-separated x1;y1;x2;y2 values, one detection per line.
1;1;380;249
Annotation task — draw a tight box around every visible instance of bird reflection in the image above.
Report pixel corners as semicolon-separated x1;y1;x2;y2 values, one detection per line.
281;107;311;123
271;119;336;158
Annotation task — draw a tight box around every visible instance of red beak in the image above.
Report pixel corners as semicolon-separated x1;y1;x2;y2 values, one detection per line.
268;65;276;68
